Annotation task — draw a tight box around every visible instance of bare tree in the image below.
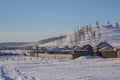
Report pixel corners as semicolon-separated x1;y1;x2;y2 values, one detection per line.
96;21;99;27
98;32;101;39
107;21;110;25
115;22;119;28
93;30;96;39
74;29;77;44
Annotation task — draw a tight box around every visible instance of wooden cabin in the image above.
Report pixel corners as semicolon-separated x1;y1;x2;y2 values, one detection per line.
97;42;114;51
72;44;93;59
80;44;93;55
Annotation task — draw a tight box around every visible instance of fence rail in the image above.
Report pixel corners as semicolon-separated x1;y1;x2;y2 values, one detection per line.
24;50;120;59
24;52;72;59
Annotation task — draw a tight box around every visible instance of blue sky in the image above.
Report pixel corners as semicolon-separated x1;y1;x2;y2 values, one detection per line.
0;0;120;42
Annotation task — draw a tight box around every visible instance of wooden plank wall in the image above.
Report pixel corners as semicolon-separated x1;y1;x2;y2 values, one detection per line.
24;50;120;59
72;51;88;59
101;51;117;58
117;50;120;58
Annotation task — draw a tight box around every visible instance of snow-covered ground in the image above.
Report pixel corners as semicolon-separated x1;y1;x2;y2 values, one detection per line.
0;55;120;80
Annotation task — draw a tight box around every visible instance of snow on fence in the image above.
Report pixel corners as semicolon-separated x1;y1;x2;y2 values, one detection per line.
24;52;73;59
24;51;89;59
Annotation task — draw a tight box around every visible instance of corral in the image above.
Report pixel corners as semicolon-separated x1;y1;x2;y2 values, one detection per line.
24;52;73;59
24;50;120;59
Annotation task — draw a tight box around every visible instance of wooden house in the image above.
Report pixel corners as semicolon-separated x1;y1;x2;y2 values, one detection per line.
73;44;93;59
97;42;114;51
80;44;93;55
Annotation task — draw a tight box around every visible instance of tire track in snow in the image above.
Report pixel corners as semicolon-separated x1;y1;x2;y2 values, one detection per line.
15;67;36;80
1;66;14;80
0;57;36;80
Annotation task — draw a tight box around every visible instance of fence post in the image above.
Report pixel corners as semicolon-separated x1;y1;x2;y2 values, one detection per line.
117;50;120;58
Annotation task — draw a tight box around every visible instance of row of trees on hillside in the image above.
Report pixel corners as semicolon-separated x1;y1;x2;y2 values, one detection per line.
74;21;101;43
73;21;120;44
40;21;120;46
107;21;120;28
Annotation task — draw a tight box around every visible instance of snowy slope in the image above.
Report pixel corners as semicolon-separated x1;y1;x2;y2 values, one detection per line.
96;26;120;47
21;25;120;48
39;26;120;48
0;56;120;80
78;26;120;47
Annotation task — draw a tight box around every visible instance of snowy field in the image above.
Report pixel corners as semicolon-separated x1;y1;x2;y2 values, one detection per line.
0;55;120;80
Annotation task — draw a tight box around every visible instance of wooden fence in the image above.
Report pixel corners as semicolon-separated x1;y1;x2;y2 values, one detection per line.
24;52;72;59
24;50;120;59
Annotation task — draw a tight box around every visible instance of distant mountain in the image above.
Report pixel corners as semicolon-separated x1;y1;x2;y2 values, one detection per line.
21;35;66;47
0;42;31;47
38;35;66;44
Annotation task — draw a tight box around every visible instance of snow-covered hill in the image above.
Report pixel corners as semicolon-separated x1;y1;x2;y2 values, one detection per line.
99;26;120;48
43;26;120;48
21;35;66;47
22;25;120;49
75;26;120;48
